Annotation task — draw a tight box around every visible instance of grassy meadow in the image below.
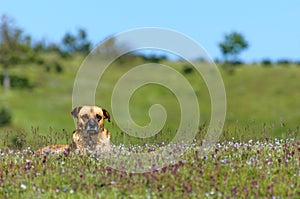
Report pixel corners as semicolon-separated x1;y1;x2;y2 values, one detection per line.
1;55;300;143
0;54;300;198
0;137;299;198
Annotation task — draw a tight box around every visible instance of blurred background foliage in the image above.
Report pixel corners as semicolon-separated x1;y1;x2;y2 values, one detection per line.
0;14;300;148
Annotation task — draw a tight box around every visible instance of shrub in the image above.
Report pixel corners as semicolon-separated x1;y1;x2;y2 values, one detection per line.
142;54;167;63
0;75;32;89
276;59;291;65
55;62;63;73
182;64;194;74
44;62;64;73
0;107;12;126
261;59;272;66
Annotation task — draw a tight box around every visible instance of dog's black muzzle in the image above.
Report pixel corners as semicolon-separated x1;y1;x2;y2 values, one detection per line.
86;119;99;133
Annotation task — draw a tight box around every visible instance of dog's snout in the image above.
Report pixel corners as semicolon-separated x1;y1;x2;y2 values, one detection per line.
88;119;97;127
86;119;99;132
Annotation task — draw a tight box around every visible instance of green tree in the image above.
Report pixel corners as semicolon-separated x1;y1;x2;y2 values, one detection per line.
0;15;39;90
219;31;249;63
76;28;91;54
62;32;76;53
61;28;91;55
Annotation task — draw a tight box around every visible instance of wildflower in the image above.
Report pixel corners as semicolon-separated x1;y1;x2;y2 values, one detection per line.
234;143;240;148
291;184;295;188
42;156;47;164
20;183;27;189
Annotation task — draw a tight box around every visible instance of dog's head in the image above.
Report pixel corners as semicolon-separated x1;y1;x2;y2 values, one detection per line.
71;106;110;133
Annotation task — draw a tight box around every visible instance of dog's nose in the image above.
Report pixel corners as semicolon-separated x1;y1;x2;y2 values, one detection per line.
86;119;98;132
88;119;97;127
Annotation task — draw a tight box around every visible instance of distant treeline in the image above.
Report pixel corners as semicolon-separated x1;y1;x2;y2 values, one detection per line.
214;58;300;66
1;14;299;65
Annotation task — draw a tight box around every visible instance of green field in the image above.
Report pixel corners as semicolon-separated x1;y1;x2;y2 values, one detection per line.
1;55;300;144
0;55;299;198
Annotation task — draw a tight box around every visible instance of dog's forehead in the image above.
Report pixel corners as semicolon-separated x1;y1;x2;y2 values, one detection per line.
79;106;103;115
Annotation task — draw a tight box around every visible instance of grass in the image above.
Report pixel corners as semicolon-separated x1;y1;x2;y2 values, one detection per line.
1;56;300;143
0;55;300;197
0;129;299;198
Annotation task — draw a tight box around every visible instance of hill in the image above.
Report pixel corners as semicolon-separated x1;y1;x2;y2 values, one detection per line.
1;55;300;147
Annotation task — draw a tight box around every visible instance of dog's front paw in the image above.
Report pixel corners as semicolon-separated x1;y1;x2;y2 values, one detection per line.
36;145;70;154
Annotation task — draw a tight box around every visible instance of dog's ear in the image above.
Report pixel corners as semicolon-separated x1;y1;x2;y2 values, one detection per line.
71;106;82;118
102;108;111;122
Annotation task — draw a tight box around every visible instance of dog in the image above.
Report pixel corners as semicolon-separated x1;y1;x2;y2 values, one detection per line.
71;105;111;153
37;105;111;154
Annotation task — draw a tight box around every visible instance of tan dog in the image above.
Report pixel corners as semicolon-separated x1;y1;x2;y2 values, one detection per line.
37;105;111;154
70;106;111;153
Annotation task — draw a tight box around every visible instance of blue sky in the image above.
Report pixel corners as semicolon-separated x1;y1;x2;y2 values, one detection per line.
0;0;299;62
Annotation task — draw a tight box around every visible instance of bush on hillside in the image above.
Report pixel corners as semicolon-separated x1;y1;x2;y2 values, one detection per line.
182;64;194;74
0;75;32;89
261;59;272;67
0;107;12;126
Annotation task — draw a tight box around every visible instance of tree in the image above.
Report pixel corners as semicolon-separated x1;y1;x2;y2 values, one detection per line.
0;15;39;90
219;31;249;64
76;29;91;54
62;32;76;53
61;28;91;55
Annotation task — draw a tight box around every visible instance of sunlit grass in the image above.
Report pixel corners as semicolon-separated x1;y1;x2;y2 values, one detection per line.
0;127;299;198
1;58;300;137
1;55;300;197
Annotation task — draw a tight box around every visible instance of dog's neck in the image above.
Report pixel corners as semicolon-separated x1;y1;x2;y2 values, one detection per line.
75;130;100;149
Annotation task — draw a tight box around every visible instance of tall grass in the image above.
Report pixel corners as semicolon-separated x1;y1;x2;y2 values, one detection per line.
0;127;299;198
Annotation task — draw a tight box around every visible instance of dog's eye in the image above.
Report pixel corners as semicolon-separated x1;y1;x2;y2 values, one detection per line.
81;114;89;120
96;114;102;120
